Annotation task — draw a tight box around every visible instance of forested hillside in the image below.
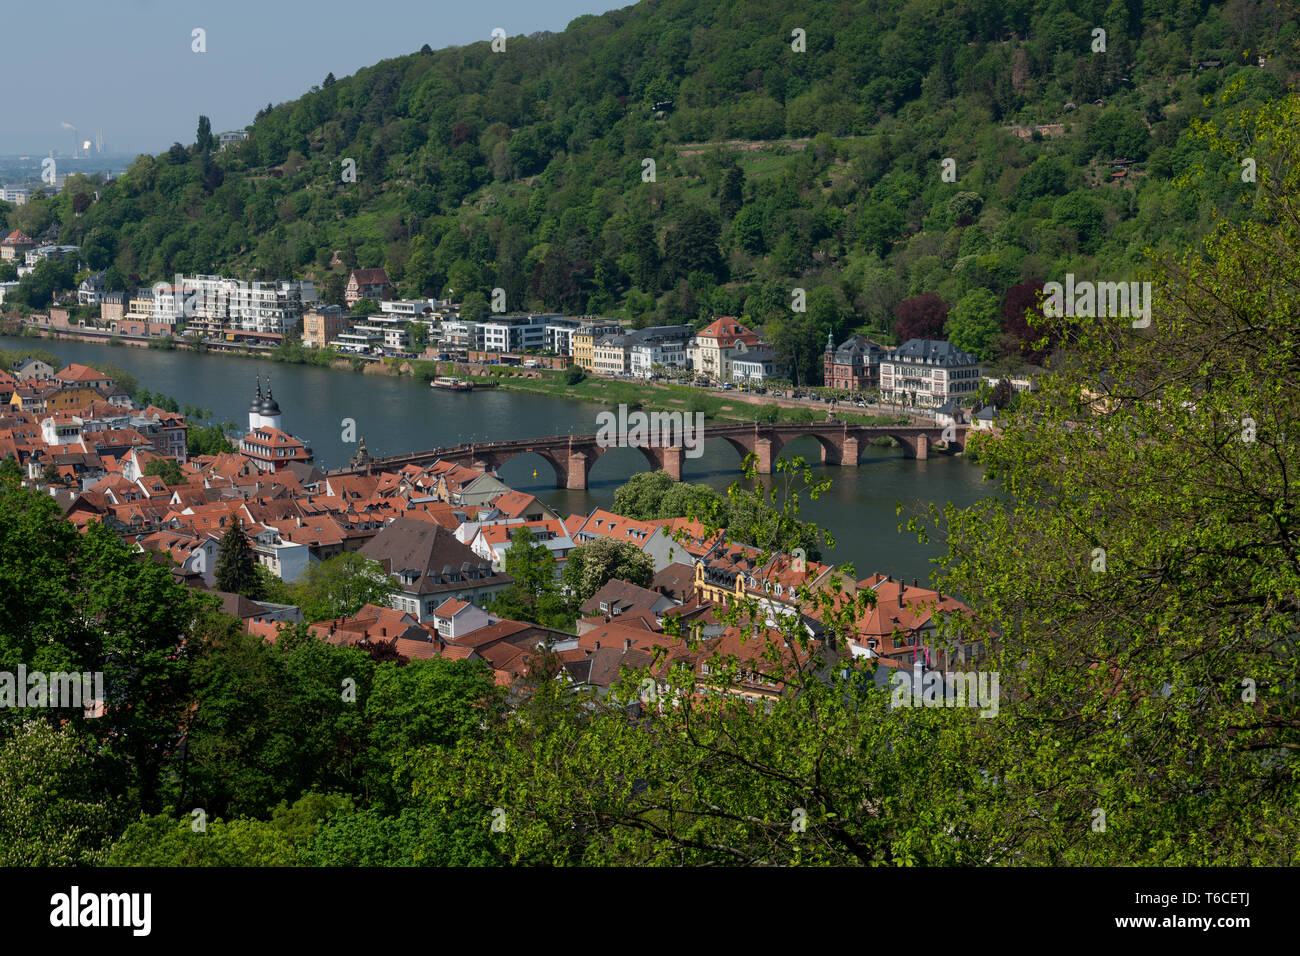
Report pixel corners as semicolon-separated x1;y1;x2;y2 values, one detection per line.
3;0;1296;380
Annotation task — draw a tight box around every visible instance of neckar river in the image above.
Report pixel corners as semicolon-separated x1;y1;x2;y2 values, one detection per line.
7;337;991;584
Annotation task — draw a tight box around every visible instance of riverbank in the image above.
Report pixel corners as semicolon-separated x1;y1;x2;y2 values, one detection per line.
11;320;929;428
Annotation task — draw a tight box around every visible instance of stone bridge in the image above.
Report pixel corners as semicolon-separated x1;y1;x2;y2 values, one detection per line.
336;421;966;489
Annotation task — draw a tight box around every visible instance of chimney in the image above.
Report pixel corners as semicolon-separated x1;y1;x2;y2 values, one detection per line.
623;638;631;651
594;641;601;650
913;577;918;588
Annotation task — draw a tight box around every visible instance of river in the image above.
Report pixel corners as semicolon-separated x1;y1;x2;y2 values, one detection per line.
5;336;991;584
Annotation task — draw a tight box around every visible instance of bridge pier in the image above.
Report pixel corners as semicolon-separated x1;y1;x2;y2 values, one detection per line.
566;452;588;490
754;438;774;475
914;435;928;460
662;446;683;482
841;436;859;467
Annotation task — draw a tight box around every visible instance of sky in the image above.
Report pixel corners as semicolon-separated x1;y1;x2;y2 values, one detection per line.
4;0;628;156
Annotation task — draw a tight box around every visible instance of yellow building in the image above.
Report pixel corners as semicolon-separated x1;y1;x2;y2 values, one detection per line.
572;330;598;372
47;387;105;413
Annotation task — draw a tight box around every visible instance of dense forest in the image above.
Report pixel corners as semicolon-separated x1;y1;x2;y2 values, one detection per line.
3;0;1295;380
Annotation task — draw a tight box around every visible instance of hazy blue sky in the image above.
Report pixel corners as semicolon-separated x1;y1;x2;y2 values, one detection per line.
5;0;626;156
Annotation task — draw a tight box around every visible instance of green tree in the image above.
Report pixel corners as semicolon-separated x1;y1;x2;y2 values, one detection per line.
0;723;118;866
612;470;677;519
143;457;185;486
458;290;490;322
482;526;574;630
195;115;216;154
945;288;1002;362
107;813;298;866
187;424;235;457
922;93;1300;864
1051;190;1106;255
498;525;555;598
561;537;655;603
289;552;396;621
0;457;20;486
663;208;723;285
363;657;506;809
179;625;373;818
214;521;259;597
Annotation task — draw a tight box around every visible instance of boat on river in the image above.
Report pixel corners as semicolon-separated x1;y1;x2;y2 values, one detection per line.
431;376;473;391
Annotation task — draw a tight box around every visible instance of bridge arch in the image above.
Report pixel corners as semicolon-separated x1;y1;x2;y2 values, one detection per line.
771;429;842;465
492;447;571;489
711;434;763;468
584;443;662;488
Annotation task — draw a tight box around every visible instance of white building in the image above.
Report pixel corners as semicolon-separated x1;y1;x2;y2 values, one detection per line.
330;327;384;353
439;319;484;351
429;599;491;640
78;271;107;306
40;414;84;446
480;314;550;352
543;317;585;355
731;346;782;383
880;339;982;408
0;186;32;206
380;298;441;318
333;313;410;352
629;339;687;378
250;526;312;583
228;280;318;335
25;244;80;268
151;275;317;335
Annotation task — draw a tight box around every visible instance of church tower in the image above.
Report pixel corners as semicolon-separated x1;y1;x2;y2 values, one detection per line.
260;376;283;431
249;376;265;431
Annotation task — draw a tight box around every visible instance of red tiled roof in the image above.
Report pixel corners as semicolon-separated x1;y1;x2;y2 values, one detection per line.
434;598;470;617
56;363;108;383
696;316;759;348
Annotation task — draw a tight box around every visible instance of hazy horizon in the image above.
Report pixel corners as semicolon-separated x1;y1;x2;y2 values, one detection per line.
5;0;627;156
